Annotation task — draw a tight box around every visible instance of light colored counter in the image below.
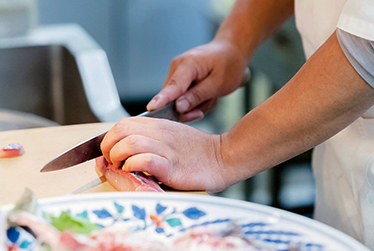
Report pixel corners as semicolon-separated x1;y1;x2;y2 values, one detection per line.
0;123;206;206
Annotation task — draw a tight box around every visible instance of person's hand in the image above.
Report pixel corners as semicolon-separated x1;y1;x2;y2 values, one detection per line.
147;40;249;122
100;117;229;192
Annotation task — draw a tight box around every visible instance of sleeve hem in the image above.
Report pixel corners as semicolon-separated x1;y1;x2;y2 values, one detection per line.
337;13;374;41
336;28;374;88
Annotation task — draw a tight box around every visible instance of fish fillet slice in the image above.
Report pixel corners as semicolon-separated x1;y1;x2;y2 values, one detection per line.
0;143;24;158
95;156;164;192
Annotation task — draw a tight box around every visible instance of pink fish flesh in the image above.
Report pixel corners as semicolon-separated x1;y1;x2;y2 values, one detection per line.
0;143;24;158
95;156;164;192
8;212;87;251
9;211;170;251
9;211;274;251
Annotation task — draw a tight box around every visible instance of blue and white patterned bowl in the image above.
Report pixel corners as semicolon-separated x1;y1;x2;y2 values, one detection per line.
3;192;369;251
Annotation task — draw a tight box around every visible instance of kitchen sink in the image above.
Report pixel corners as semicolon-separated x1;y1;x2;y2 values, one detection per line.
0;24;129;129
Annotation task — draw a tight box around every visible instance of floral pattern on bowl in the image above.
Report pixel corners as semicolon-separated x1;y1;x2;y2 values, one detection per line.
4;192;369;251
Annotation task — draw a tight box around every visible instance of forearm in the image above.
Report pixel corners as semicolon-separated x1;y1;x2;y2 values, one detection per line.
219;31;374;186
214;0;294;61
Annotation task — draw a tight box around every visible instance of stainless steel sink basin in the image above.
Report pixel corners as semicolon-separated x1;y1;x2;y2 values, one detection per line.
0;24;129;128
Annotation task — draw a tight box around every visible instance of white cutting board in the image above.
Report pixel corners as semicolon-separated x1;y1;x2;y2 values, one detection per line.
0;123;116;206
0;123;207;206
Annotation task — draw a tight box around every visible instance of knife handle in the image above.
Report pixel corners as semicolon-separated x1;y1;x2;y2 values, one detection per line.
138;67;249;120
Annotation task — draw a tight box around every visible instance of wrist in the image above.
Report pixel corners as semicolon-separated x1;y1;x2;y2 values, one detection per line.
219;128;266;187
213;29;258;63
216;132;250;188
211;0;294;63
208;38;251;73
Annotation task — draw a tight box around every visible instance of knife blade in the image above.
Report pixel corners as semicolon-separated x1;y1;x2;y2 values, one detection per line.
40;101;180;172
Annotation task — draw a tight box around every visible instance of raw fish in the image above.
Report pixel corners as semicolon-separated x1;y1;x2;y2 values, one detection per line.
6;190;283;251
9;211;172;251
95;156;164;192
0;143;24;158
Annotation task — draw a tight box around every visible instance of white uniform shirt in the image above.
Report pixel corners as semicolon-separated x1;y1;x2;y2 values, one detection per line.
295;0;374;59
294;0;374;249
338;0;374;41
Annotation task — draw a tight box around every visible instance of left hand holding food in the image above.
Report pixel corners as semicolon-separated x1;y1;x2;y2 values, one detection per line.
100;117;228;192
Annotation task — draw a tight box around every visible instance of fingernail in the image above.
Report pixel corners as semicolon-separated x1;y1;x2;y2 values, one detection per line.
195;110;204;120
177;99;189;113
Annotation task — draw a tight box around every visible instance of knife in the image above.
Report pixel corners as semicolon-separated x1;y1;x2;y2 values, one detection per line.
40;101;180;173
41;67;251;174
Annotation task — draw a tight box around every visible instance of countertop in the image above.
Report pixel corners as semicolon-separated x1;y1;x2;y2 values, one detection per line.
0;123;206;206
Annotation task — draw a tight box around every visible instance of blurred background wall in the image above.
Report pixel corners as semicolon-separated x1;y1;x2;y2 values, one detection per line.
38;0;215;107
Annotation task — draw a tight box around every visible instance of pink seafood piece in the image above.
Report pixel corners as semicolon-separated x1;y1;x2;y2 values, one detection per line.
95;156;164;192
0;143;25;158
173;227;267;251
10;211;172;251
9;212;87;251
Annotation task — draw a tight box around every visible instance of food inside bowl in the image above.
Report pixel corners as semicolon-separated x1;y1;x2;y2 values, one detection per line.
5;189;304;251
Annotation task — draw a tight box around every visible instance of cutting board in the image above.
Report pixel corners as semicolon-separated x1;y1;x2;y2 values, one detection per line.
0;123;207;206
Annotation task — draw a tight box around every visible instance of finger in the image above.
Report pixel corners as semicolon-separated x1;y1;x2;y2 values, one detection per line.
122;153;170;184
198;98;218;114
175;76;218;113
179;109;204;123
147;62;199;110
101;118;154;163
108;135;164;169
179;98;218;122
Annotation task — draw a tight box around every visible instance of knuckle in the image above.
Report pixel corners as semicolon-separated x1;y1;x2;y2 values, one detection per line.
171;54;195;67
114;119;127;132
124;135;139;148
116;117;140;130
156;120;172;134
108;149;118;163
164;78;177;87
143;155;156;167
170;57;180;67
169;56;184;71
118;117;128;124
188;88;204;103
183;56;197;67
100;141;109;153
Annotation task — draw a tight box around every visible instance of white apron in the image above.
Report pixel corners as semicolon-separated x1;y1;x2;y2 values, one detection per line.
295;0;374;249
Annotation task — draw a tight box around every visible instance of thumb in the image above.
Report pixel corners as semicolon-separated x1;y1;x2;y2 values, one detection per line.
147;63;199;111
